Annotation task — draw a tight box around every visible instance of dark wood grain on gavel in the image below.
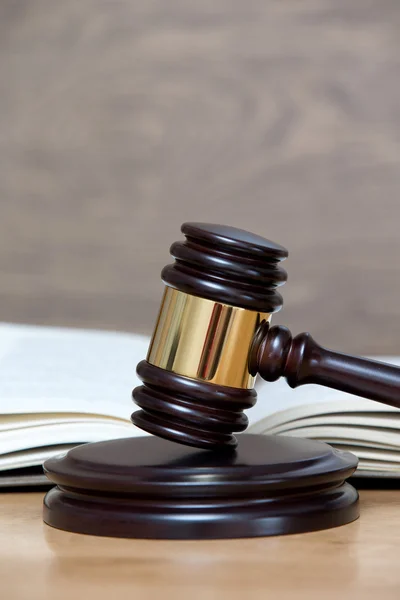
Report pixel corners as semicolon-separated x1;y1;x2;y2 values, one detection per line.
133;360;257;449
253;322;400;407
43;222;368;538
132;222;400;450
43;223;368;539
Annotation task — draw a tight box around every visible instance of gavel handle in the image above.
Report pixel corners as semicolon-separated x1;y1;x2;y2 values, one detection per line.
254;325;400;408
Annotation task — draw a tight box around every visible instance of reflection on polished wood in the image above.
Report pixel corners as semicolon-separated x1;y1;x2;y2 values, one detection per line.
1;491;400;600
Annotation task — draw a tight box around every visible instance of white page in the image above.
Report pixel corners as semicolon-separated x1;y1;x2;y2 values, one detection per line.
356;461;400;474
262;414;400;436
0;445;79;471
0;323;150;418
0;413;130;432
248;397;400;434
0;421;140;455
335;446;400;463
277;426;400;449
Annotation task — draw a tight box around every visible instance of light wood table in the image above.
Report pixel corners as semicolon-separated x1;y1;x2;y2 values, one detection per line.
1;491;400;600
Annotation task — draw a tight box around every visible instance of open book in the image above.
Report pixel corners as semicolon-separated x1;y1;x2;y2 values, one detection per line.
1;322;399;487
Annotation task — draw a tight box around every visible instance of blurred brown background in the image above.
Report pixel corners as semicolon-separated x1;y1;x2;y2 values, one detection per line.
0;0;399;354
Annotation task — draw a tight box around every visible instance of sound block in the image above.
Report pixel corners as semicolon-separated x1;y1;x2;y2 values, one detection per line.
43;434;359;539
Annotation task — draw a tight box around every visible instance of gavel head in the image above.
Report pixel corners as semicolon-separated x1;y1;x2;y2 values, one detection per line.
132;222;288;449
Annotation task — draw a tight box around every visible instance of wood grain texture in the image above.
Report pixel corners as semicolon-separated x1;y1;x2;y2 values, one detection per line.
0;0;399;353
1;491;400;600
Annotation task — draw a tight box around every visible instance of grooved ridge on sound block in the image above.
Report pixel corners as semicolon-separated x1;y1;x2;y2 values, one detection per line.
43;435;359;539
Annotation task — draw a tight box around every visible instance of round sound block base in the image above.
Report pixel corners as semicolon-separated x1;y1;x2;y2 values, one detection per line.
43;434;359;539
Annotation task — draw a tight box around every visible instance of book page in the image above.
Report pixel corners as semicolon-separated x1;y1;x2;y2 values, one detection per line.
0;421;137;455
0;445;78;471
277;426;400;450
0;323;150;419
259;412;400;436
0;413;130;432
248;396;400;434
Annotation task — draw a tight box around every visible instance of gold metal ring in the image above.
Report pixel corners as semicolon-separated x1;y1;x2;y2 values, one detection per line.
147;287;270;389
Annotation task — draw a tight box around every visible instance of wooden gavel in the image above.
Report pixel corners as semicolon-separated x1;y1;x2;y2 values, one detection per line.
132;222;400;450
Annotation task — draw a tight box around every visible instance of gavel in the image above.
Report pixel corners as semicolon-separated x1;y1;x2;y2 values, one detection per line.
45;221;399;539
132;222;400;450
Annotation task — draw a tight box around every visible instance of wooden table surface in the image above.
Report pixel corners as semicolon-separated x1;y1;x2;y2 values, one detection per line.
1;491;400;600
